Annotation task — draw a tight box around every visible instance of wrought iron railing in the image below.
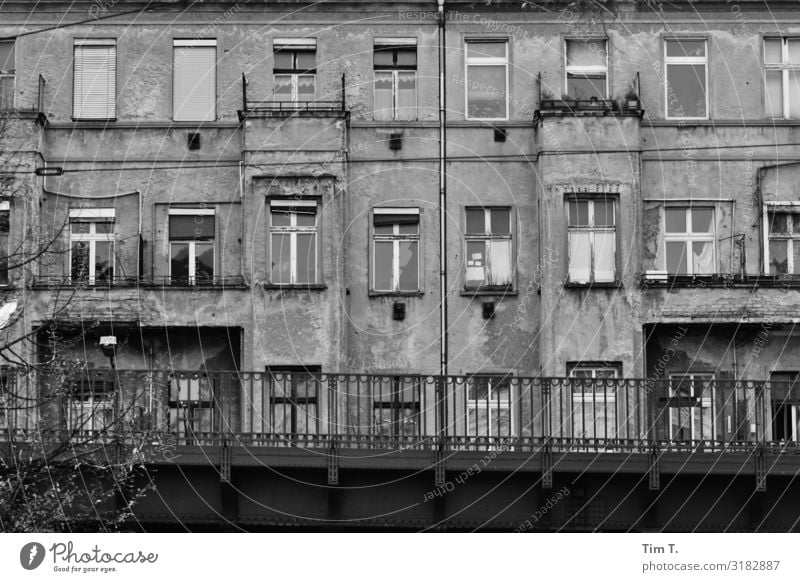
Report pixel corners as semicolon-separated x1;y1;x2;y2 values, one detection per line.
239;72;347;115
31;275;247;289
1;370;798;453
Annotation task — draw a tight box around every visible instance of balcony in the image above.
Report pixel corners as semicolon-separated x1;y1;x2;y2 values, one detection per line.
31;275;247;290
0;73;45;115
2;371;797;457
237;73;347;120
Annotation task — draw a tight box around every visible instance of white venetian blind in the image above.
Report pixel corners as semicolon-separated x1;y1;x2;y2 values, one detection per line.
173;40;217;122
73;40;116;120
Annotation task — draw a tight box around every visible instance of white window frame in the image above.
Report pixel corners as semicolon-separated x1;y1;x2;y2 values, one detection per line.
662;206;716;275
66;379;115;434
68;209;115;285
373;38;417;121
464;39;509;121
466;374;515;438
168;208;215;284
763;202;800;274
73;38;117;120
372;208;420;293
273;38;317;103
664;38;708;120
564;38;609;100
568;363;620;442
764;37;800;119
269;200;319;285
566;197;617;284
464;206;513;289
667;373;716;442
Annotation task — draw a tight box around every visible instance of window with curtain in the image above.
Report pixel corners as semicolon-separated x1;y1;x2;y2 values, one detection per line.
374;38;417;121
663;207;715;275
372;208;420;292
566;197;616;283
273;39;316;103
69;209;115;285
169;209;215;284
464;207;513;288
766;208;800;274
173;39;216;121
270;200;318;285
465;39;508;120
764;38;800;119
73;39;116;120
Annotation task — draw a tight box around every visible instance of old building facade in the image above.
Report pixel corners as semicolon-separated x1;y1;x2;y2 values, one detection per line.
2;0;800;530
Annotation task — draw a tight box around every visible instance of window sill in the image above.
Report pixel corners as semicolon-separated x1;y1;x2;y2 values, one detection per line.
564;281;622;289
460;287;517;297
641;274;800;289
263;283;328;291
369;291;425;298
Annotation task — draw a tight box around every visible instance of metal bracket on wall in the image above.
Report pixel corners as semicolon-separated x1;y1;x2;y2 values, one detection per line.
434;440;446;488
542;438;553;489
327;439;339;485
219;442;231;484
755;447;767;492
648;446;660;491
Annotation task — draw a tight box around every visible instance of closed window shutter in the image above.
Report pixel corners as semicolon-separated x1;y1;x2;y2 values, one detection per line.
169;215;215;240
173;45;216;121
73;44;116;119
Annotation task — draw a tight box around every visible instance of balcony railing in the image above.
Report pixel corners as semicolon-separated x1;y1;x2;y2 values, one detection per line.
2;371;799;454
0;74;45;113
31;275;247;289
238;72;347;117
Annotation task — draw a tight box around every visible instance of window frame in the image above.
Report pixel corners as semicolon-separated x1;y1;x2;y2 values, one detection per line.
662;206;716;275
464;39;509;121
564;38;609;100
272;38;317;103
373;38;418;121
663;37;709;121
667;372;716;442
172;38;217;122
65;378;115;434
168;208;216;285
371;375;422;439
0;200;10;286
465;373;515;438
763;203;800;274
371;207;421;294
565;196;617;284
763;37;800;120
167;374;216;440
464;206;514;290
68;208;115;285
567;362;621;441
266;365;321;437
72;38;117;121
268;199;321;286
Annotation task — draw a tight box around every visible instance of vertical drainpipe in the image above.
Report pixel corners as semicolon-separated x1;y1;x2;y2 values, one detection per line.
438;0;448;377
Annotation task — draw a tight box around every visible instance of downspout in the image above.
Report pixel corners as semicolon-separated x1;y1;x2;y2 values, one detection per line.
438;0;448;377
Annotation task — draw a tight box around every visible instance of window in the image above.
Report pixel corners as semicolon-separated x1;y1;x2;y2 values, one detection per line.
173;39;216;122
267;366;320;437
73;39;116;120
168;375;215;441
465;40;508;120
770;371;800;441
667;373;718;441
65;378;114;433
273;39;316;103
567;197;615;283
565;39;607;100
270;200;318;285
374;38;417;121
568;363;620;442
664;39;707;119
0;201;9;285
169;209;215;284
0;40;14;73
372;376;421;438
0;370;8;429
764;38;800;119
465;207;512;288
69;209;114;285
663;207;715;275
466;375;513;438
766;208;800;274
372;208;419;292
